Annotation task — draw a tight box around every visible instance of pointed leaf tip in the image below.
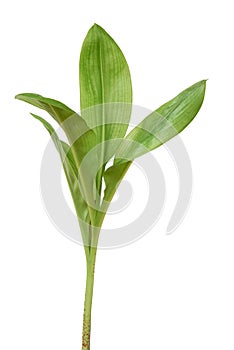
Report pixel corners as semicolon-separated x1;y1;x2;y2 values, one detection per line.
92;23;104;31
115;79;206;163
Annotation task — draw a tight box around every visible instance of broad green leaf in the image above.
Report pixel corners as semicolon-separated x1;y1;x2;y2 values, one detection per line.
101;80;206;217
115;80;206;164
79;24;132;195
30;113;91;253
16;93;98;209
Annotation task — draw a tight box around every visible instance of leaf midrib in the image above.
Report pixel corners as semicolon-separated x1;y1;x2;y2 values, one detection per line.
95;38;106;199
98;39;105;160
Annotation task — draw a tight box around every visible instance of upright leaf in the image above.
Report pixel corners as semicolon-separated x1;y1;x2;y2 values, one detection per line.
79;24;132;195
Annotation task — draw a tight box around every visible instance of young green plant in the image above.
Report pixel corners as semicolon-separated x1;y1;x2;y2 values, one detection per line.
16;24;206;350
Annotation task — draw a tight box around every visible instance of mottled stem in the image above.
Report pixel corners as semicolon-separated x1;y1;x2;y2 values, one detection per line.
82;247;97;350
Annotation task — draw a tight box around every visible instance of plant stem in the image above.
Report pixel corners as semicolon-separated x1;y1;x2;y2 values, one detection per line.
82;247;97;350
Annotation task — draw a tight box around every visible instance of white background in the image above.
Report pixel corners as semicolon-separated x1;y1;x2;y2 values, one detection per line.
1;0;234;349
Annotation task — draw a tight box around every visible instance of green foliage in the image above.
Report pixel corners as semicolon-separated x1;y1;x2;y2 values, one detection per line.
15;24;206;250
16;24;206;350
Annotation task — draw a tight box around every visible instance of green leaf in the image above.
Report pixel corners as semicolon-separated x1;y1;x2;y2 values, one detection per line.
30;113;91;253
79;24;132;195
115;80;206;163
30;113;80;207
100;80;206;219
15;93;95;160
16;93;76;124
15;93;98;209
